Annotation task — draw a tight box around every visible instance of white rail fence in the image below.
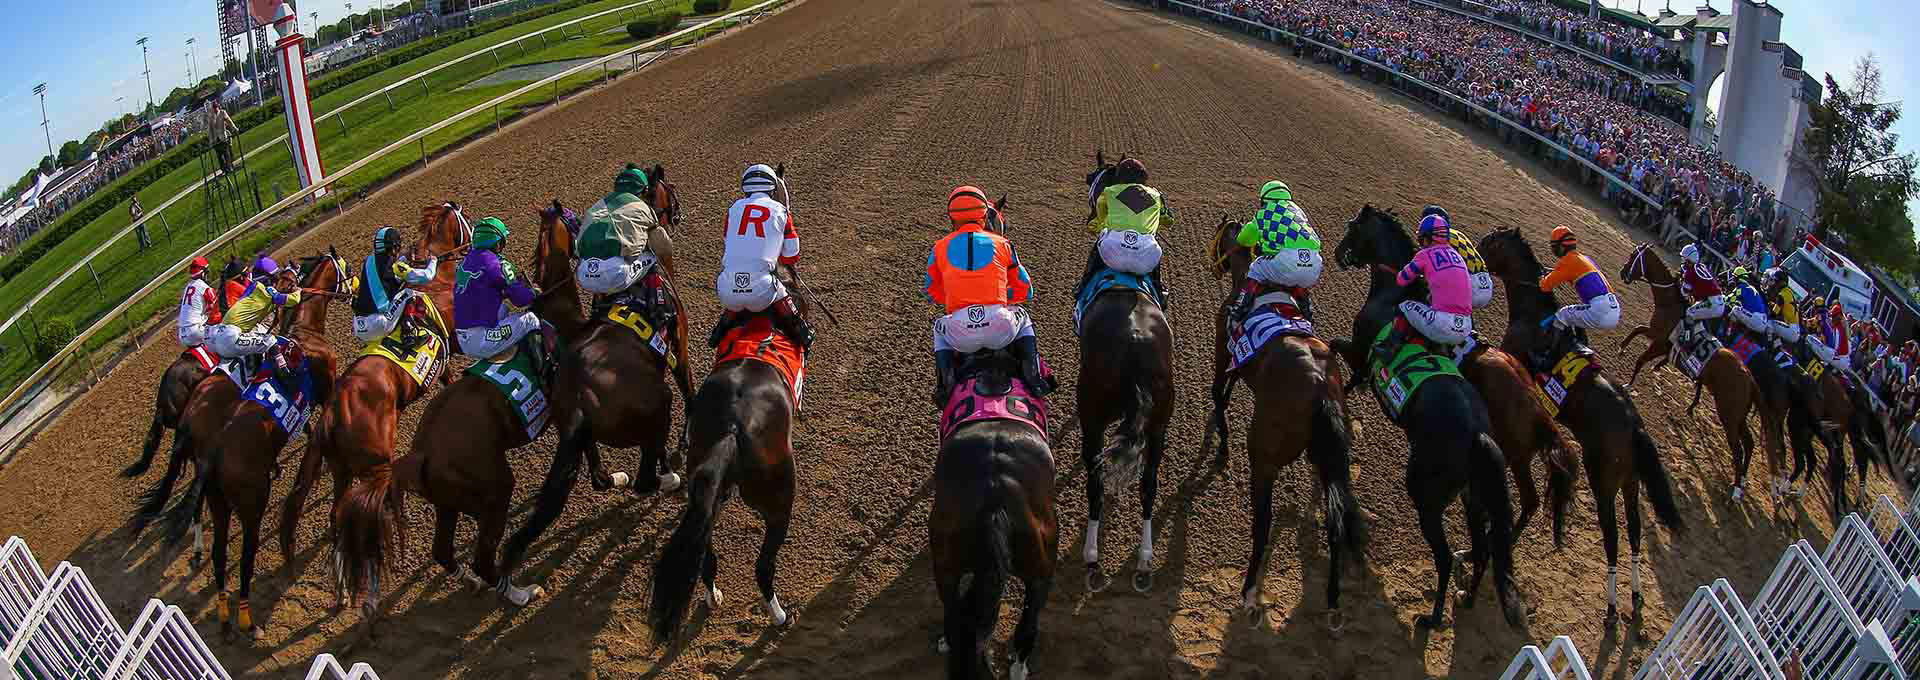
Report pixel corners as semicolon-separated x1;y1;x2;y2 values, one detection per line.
0;0;785;426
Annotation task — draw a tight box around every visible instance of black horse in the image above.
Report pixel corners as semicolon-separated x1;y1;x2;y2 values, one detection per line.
1330;204;1526;629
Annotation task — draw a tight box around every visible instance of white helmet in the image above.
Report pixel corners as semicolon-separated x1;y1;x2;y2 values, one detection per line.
1680;243;1700;263
741;164;781;195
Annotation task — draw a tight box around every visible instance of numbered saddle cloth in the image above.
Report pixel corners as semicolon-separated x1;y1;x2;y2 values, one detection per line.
183;346;220;372
465;349;550;446
241;359;319;439
359;326;444;389
1666;319;1722;380
939;376;1048;443
1367;324;1461;425
605;302;678;370
1073;268;1161;335
715;315;805;410
1723;329;1797;371
214;355;263;388
1530;344;1599;419
1227;298;1314;372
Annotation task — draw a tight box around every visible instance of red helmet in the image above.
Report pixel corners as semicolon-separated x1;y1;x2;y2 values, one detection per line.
947;186;990;226
188;256;209;275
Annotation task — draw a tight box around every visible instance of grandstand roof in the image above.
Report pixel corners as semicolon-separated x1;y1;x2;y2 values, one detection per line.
1656;12;1734;33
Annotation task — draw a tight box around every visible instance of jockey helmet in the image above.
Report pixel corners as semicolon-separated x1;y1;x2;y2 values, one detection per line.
741;164;780;195
472;217;509;250
947;186;991;226
254;256;279;277
1680;243;1700;263
1549;225;1577;248
221;259;245;281
1259;180;1292;205
1114;157;1147;184
188;257;209;276
1829;302;1844;321
1421;204;1449;221
614;163;649;194
373;226;403;255
1731;266;1748;281
1417;214;1450;244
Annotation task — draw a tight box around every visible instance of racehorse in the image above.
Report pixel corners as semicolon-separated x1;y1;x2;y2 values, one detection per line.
166;251;349;640
1075;153;1175;594
648;280;815;643
1477;228;1686;623
1803;341;1892;519
1329;206;1578;546
279;200;470;603
1329;205;1527;630
123;347;212;479
1204;214;1367;629
337;201;586;629
928;351;1056;679
1616;243;1773;499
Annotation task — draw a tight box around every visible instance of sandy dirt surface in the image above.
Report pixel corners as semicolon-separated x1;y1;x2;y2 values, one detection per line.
0;0;1897;677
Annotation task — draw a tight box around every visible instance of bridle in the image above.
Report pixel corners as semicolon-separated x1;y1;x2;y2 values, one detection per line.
1622;243;1675;289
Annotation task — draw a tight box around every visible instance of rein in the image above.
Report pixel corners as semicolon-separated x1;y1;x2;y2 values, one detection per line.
1625;244;1675;289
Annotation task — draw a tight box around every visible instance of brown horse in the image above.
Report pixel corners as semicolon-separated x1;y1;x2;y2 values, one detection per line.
279;200;470;604
338;201;586;627
1204;215;1368;629
928;352;1055;679
1805;347;1891;519
1616;243;1771;499
1327;207;1577;547
1478;228;1685;624
165;251;349;640
1074;154;1175;595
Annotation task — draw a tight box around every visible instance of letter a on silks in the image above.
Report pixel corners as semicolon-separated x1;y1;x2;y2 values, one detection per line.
270;2;327;198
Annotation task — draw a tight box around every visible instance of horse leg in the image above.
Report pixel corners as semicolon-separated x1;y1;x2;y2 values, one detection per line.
1625;342;1660;388
1624;483;1645;624
1511;455;1540;541
1131;427;1166;593
1459;494;1491;608
754;508;792;627
1239;457;1279;620
701;546;722;610
433;505;482;591
1208;369;1234;467
480;507;540;607
562;407;621;492
1080;414;1108;593
237;510;262;640
1009;575;1052;680
643;410;682;493
1413;499;1453;630
1596;488;1621;625
209;494;233;639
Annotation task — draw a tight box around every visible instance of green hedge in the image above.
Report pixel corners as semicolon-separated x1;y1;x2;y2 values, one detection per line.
693;0;725;13
30;316;75;359
627;10;682;38
0;136;215;284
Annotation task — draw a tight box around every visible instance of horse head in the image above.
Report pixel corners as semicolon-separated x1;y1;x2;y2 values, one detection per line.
1208;213;1247;280
1334;204;1414;270
1619;242;1672;287
646;164;681;229
1477;227;1545;280
533;199;578;291
419;201;473;260
1084;149;1116;221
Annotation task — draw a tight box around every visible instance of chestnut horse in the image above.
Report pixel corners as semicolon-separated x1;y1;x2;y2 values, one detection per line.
339;201;586;628
1204;215;1368;629
164;251;349;640
1477;228;1685;624
280;201;471;602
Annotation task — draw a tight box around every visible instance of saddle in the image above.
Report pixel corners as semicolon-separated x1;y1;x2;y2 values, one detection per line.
183;346;221;372
940;351;1048;441
1530;337;1598;419
600;268;681;370
1226;294;1316;372
464;339;552;446
1667;318;1722;380
1073;268;1163;335
715;315;806;410
1366;321;1462;425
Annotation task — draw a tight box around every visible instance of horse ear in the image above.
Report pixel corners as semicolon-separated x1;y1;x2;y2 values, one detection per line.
1096;149;1105;167
652;164;665;181
775;163;786;178
994;194;1009;211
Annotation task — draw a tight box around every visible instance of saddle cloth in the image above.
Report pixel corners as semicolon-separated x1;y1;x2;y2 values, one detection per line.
606;302;677;370
716;315;805;410
1531;344;1598;419
183;346;220;372
1073;268;1161;335
1227;301;1314;371
939;376;1049;443
1368;323;1461;425
464;348;550;446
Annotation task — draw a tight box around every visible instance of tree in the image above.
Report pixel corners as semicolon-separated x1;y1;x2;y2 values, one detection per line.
56;141;83;168
1794;53;1920;273
38;156;55;175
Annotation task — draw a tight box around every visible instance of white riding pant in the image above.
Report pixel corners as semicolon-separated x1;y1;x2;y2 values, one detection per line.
1398;300;1472;345
1809;341;1851;371
1729;307;1771;336
351;290;422;344
717;268;787;313
455;311;541;360
1094;230;1163;275
206;324;280;358
577;254;655;295
1246;248;1324;289
1770;320;1803;344
178;322;208;348
1554;293;1622;330
933;304;1035;354
1470;271;1494;308
1685;295;1727;321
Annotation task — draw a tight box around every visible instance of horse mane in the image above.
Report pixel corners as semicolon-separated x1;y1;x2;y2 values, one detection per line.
1486;228;1566;311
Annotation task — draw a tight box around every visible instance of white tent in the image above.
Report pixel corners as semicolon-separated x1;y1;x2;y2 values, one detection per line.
220;79;254;105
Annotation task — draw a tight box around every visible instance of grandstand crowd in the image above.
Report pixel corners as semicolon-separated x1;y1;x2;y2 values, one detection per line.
1;113;204;254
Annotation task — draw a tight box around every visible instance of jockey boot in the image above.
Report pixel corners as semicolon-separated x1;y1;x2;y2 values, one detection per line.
772;297;816;352
1293;287;1315;323
1148;265;1170;308
1010;335;1055;398
1530;320;1561;372
1075;247;1103;300
590;294;613;320
1371;317;1411;367
708;311;739;349
932;350;957;408
1225;280;1259;325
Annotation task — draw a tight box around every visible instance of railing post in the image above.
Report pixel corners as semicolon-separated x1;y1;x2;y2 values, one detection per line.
384;91;396;111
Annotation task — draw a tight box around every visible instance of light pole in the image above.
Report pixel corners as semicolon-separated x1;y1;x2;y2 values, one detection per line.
345;2;353;33
310;11;319;40
33;83;52;163
187;37;198;85
136;37;155;121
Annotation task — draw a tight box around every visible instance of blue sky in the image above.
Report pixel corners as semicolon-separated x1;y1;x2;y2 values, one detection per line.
0;0;374;183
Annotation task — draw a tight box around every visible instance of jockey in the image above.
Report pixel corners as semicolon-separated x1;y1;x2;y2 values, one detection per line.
1763;267;1802;344
1677;243;1727;321
352;226;438;347
207;256;303;383
1386;214;1474;361
1728;267;1773;339
1080;157;1168;306
1536;225;1620;365
1421;204;1494;308
453;217;550;367
220;259;249;314
177;257;221;348
1810;302;1852;371
577;163;672;308
710;164;815;351
1230;180;1320;322
926;185;1048;404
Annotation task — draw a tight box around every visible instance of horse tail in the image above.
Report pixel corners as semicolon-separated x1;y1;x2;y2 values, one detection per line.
131;429;193;536
947;503;1011;680
1685;377;1706;416
127;383;172;478
1619;324;1649;352
1097;379;1154;499
650;417;745;644
279;422;331;565
336;463;402;602
1632;427;1685;532
1542;425;1577;543
1466;433;1516;577
1306;393;1366;558
159;436;214;546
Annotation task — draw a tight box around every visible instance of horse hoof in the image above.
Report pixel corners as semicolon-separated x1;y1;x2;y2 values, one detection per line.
1731;485;1744;502
1455;590;1474;608
705;585;723;609
1009;660;1030;680
189;553;203;570
1326;609;1346;636
1604;603;1618;624
1132;569;1154;593
935;636;950;655
764;595;790;626
608;472;631;489
1086;565;1109;593
1415;614;1446;630
657;473;683;493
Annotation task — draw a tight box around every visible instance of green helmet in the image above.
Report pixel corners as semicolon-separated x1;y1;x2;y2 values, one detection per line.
472;217;509;250
1259;180;1293;205
614;163;649;195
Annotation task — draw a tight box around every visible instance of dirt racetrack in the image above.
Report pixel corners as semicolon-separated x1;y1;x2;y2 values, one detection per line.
0;0;1896;677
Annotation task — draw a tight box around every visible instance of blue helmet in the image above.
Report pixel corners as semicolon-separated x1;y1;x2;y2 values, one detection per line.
1418;214;1451;243
254;256;279;276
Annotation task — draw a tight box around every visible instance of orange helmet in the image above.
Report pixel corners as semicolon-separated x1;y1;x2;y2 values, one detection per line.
1549;226;1577;247
947;186;990;226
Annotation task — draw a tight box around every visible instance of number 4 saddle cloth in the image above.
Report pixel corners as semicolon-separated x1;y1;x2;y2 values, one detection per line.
1531;343;1599;419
